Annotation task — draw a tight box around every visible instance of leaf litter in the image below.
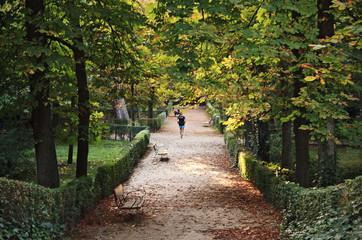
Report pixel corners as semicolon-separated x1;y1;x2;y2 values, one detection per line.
66;107;284;240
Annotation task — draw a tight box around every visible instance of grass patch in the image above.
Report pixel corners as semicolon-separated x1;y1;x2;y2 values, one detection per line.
310;146;362;181
57;140;129;185
309;146;361;165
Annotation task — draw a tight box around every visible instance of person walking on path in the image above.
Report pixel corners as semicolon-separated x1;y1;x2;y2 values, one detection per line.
177;112;186;138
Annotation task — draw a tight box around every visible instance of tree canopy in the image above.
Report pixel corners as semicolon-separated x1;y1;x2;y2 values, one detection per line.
0;0;360;187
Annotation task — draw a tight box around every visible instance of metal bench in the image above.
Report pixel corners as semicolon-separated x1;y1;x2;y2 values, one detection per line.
203;119;212;127
152;143;169;161
113;184;145;221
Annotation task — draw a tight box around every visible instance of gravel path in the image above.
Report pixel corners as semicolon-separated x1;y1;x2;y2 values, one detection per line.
68;106;283;240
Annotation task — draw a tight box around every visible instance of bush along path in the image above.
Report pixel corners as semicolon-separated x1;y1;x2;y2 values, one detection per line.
67;107;283;240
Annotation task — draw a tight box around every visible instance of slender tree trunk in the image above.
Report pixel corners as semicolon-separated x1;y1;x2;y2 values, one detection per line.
317;0;337;186
75;43;90;178
68;144;74;165
292;65;311;187
281;121;292;169
290;6;311;187
317;0;335;38
244;119;253;149
148;101;153;118
26;0;59;188
252;120;258;155
257;120;270;162
68;96;76;165
148;87;155;119
292;58;310;187
318;119;337;186
294;116;310;187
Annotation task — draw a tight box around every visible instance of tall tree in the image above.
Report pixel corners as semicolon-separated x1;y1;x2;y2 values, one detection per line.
74;34;90;178
25;0;59;188
316;0;336;186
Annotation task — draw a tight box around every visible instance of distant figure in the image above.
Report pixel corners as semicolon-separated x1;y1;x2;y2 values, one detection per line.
177;113;186;138
174;108;180;116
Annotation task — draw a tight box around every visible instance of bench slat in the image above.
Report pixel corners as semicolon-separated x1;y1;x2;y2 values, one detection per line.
158;149;168;155
121;198;144;209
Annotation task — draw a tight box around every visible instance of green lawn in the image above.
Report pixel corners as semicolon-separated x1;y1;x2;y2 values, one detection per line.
309;146;361;165
309;146;362;181
56;140;129;185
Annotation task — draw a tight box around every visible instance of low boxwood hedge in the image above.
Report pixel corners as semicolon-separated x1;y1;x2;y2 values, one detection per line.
224;130;361;239
206;102;225;133
136;102;172;131
0;129;150;239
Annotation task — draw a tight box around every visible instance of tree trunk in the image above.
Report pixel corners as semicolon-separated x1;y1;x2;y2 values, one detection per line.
281;121;292;169
290;6;311;187
148;87;155;119
114;99;129;119
148;101;153;118
292;55;310;187
75;43;90;178
294;116;310;187
317;0;335;39
318;119;337;186
244;119;253;149
68;144;74;165
68;96;76;165
317;0;336;186
293;64;310;187
252;120;258;155
26;0;59;188
257;120;270;162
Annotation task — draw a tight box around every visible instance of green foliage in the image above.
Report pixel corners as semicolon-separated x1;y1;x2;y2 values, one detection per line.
137;104;171;131
224;131;241;167
284;177;362;239
0;129;150;238
93;129;150;199
0;128;34;179
138;118;162;131
266;130;283;164
107;124;149;140
0;208;65;240
225;130;362;239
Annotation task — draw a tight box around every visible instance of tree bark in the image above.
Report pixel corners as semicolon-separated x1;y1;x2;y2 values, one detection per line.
244;119;253;149
75;43;90;178
317;0;335;39
26;0;59;188
292;65;310;187
317;0;337;186
257;120;270;162
294;116;310;187
68;96;76;165
291;7;311;187
292;59;310;187
281;121;292;169
148;87;155;119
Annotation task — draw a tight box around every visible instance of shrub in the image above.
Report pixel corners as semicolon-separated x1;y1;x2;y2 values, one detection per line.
0;128;34;179
107;124;148;140
224;131;240;167
0;128;150;239
138;118;161;131
137;104;171;131
224;130;362;239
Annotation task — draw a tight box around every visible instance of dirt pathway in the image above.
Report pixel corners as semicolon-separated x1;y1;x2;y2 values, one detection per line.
67;107;283;240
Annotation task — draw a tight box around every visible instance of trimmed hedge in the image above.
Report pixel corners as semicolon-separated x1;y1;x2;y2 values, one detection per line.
107;124;148;140
137;102;172;131
224;130;362;239
206;102;225;133
0;129;150;238
224;131;242;167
